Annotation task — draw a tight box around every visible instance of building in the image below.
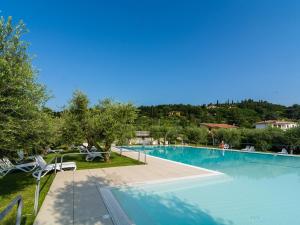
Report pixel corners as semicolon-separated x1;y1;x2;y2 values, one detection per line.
255;120;298;130
200;123;238;130
129;131;152;145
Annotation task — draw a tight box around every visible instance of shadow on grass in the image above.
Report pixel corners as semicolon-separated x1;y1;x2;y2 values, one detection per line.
0;171;54;225
0;172;35;197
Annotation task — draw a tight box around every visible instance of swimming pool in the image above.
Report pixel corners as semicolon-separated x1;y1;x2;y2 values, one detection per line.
111;146;300;225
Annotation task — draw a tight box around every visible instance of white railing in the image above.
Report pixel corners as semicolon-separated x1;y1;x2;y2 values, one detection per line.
113;146;147;164
0;195;23;225
34;156;58;215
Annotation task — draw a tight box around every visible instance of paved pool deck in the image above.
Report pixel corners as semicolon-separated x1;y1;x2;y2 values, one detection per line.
34;151;219;225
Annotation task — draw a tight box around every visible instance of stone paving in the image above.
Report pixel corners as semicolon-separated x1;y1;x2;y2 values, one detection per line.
34;151;218;225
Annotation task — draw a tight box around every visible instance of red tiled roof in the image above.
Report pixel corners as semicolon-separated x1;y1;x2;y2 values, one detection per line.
200;123;238;129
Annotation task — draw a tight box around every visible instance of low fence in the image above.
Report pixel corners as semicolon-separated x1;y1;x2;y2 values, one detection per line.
0;195;23;225
112;146;147;164
34;155;58;215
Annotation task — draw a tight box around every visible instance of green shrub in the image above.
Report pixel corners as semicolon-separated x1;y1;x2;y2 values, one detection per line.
183;127;208;145
214;128;241;147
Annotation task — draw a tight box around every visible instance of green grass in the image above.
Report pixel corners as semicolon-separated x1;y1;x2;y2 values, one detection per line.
44;151;143;170
0;152;142;225
0;172;55;225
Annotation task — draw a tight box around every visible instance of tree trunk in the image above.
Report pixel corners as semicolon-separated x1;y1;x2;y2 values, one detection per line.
103;142;111;162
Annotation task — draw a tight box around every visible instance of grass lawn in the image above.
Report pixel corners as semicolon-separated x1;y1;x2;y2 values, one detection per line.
0;172;55;225
44;151;144;170
0;152;142;225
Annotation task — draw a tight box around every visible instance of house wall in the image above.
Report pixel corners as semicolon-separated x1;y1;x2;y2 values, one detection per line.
255;123;298;130
129;137;153;145
255;124;267;129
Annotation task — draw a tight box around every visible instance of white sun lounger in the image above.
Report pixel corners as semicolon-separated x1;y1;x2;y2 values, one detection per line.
32;155;76;178
242;146;250;151
249;146;256;152
241;146;255;152
46;148;64;154
17;150;25;162
16;150;35;162
0;159;13;177
79;146;88;153
85;148;104;162
278;148;288;154
0;157;37;177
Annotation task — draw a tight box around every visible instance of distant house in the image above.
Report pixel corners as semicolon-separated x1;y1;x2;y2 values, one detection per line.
129;131;152;145
200;123;238;130
255;120;298;130
168;111;182;117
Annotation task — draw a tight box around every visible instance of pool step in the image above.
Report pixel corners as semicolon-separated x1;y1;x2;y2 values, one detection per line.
99;186;134;225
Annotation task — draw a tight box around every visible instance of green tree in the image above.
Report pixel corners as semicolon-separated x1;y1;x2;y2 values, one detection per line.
150;124;180;145
0;16;48;156
60;90;90;146
149;126;164;144
90;99;138;161
285;126;300;153
183;127;208;145
215;128;241;148
241;127;284;151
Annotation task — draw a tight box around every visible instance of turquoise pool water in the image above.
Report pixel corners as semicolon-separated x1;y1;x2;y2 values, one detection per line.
111;146;300;225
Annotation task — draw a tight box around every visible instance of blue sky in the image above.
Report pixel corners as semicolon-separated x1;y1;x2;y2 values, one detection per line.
1;0;300;109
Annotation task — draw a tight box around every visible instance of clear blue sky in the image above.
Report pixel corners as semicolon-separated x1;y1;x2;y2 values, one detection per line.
1;0;300;109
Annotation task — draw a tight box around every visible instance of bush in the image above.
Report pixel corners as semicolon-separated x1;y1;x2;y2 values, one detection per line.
214;128;241;148
285;126;300;153
241;127;286;151
183;127;208;145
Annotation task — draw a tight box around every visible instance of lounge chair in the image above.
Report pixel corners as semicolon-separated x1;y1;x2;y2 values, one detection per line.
241;146;250;151
0;159;13;177
32;155;76;178
224;144;229;149
16;150;35;162
0;157;37;177
249;146;256;152
17;150;25;162
90;146;98;152
278;148;288;154
241;146;255;152
85;148;104;162
46;148;64;154
79;146;88;153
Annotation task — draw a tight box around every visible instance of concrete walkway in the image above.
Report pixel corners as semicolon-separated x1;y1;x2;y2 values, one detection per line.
34;152;218;225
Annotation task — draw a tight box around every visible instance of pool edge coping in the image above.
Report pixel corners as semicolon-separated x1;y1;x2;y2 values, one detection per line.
122;144;300;158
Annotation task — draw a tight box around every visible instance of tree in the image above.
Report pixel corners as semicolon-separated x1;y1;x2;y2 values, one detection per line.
0;16;48;156
241;127;284;151
183;127;208;145
150;126;165;144
285;126;300;153
215;128;241;148
90;99;138;161
60;90;90;146
150;124;180;145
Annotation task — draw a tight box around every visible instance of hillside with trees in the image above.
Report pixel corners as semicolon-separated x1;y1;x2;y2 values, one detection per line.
137;100;300;129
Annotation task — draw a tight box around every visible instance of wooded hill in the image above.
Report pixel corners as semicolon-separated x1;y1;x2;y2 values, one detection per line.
137;99;300;129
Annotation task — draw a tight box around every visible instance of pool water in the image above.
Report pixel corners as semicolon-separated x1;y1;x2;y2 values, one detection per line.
111;146;300;225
